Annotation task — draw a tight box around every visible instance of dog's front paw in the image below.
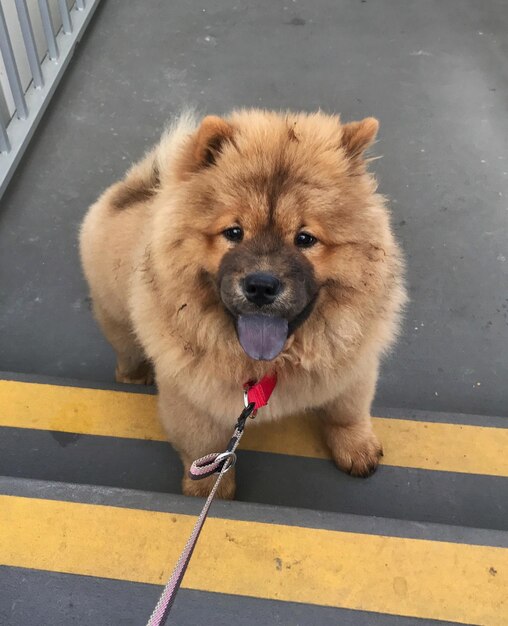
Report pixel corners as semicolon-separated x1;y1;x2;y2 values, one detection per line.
325;421;383;478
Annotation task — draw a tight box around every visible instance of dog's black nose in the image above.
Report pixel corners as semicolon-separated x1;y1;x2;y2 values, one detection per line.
243;272;281;306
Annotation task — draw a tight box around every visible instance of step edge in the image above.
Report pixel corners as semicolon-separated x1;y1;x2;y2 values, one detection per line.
1;370;506;427
1;475;506;548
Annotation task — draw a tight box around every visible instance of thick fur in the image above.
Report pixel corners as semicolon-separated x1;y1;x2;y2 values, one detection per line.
80;109;406;498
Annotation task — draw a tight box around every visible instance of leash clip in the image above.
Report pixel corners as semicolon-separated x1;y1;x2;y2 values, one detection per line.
243;387;258;416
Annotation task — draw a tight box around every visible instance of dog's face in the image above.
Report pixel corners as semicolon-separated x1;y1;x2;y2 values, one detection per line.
218;227;319;359
170;111;385;361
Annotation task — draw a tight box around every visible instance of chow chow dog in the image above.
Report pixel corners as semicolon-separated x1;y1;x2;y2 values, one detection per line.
80;109;405;499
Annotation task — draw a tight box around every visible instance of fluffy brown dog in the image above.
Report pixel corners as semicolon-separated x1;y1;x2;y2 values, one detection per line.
80;109;406;499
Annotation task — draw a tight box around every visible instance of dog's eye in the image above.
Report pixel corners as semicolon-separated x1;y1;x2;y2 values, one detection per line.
222;226;243;242
295;232;317;248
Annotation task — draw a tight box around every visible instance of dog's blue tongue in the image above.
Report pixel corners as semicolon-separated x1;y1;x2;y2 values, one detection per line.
237;315;289;361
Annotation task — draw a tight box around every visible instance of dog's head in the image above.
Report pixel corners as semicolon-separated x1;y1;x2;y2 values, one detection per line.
166;110;386;361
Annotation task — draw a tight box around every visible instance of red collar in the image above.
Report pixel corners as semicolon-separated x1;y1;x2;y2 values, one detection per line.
244;373;277;411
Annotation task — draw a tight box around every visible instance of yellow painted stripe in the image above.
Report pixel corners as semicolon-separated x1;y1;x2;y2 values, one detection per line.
1;495;506;624
1;379;507;476
0;379;166;440
243;413;508;477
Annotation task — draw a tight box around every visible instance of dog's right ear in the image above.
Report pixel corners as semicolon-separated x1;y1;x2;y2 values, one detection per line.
175;115;235;180
177;115;234;180
193;116;235;167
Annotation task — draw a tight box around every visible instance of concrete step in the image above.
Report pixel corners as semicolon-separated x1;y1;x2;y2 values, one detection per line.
1;372;507;530
1;476;507;626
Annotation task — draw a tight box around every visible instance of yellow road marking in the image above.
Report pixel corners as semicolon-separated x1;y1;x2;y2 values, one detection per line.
243;413;508;477
0;495;506;625
1;379;507;476
0;379;166;440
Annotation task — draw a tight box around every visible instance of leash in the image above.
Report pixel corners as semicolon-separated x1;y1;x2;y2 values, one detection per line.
145;373;278;626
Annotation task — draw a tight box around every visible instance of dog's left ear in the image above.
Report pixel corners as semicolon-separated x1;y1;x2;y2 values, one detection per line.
194;115;235;168
340;117;379;164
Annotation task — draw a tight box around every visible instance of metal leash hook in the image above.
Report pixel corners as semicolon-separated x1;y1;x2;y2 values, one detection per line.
145;374;277;626
244;386;256;413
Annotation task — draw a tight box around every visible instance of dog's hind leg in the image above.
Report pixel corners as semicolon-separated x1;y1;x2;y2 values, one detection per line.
92;302;154;385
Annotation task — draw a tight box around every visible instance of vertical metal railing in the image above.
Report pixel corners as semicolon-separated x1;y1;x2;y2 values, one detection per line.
15;0;44;89
58;0;73;35
38;0;59;60
0;0;101;196
0;5;29;120
0;115;10;154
